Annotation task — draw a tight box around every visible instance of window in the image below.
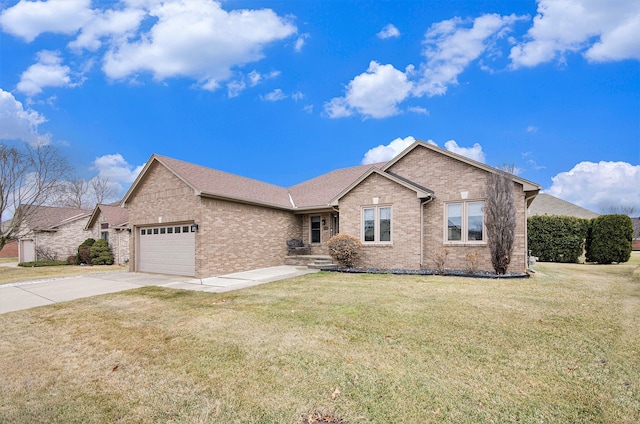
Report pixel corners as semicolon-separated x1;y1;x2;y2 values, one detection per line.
101;223;109;230
310;216;321;243
363;206;392;243
101;231;108;243
167;227;173;234
160;227;166;234
445;201;484;243
153;228;159;235
182;226;189;233
175;226;181;233
141;229;146;235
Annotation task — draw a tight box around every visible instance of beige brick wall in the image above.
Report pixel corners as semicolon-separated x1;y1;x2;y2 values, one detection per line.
339;173;423;269
34;217;90;261
385;145;528;273
127;161;301;278
197;198;300;277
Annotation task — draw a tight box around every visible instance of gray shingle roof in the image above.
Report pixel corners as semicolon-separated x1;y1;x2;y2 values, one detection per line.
21;205;92;231
288;163;386;208
156;155;293;209
528;193;600;219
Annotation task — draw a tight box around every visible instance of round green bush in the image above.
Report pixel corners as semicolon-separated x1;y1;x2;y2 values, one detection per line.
90;239;114;265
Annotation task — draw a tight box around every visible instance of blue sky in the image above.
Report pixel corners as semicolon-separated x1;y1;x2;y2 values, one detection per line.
1;0;639;213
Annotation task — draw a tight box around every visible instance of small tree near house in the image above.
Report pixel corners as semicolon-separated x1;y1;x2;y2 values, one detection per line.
484;168;517;274
90;239;114;265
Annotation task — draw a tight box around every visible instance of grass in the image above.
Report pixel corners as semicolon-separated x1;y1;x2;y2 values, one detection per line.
0;263;127;286
0;253;638;423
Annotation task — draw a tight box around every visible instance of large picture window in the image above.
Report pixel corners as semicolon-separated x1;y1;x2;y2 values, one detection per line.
363;206;392;243
445;201;484;243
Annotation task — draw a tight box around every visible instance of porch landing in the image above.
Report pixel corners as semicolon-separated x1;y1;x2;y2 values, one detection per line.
284;255;337;270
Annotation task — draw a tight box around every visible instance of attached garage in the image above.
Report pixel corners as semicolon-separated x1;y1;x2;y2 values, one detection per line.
137;224;195;276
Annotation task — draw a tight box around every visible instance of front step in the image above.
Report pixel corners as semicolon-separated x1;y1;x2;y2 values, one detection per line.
308;259;338;270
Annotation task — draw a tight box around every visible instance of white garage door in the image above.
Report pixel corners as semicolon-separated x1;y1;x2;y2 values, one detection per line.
138;225;195;276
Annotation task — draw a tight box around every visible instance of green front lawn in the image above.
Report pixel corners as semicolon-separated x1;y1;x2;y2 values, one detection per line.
1;254;638;423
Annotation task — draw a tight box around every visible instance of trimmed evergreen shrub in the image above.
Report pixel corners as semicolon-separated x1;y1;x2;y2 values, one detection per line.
90;239;114;265
77;238;95;265
327;234;362;268
527;215;590;263
585;214;633;264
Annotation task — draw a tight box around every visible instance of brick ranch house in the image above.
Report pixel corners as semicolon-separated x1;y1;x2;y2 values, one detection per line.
122;140;540;278
15;205;92;263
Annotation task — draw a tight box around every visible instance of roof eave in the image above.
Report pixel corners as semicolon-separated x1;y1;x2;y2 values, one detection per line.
199;192;292;211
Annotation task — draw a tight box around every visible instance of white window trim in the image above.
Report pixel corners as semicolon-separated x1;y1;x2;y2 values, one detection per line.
444;200;486;245
362;205;393;244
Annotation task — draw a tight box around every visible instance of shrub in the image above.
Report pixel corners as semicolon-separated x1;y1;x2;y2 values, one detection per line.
432;248;449;274
586;215;633;264
327;234;362;268
528;215;590;263
35;246;59;261
66;255;78;265
90;239;114;265
18;260;68;267
77;238;95;265
465;251;481;275
484;170;516;274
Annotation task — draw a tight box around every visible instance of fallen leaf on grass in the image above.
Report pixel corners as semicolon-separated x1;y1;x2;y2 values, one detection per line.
112;364;119;372
331;387;340;400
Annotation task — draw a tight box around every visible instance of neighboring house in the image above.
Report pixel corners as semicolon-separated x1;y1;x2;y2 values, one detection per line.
122;141;540;278
0;240;18;258
85;203;130;265
15;205;92;262
528;193;600;219
632;217;640;251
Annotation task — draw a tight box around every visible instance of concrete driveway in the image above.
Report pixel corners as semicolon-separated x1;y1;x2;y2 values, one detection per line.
0;266;318;315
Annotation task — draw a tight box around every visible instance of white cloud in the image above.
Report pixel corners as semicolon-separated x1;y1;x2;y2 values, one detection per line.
526;125;538;133
227;70;280;97
294;33;309;52
444;140;486;163
68;7;145;52
291;91;304;101
325;61;413;119
0;88;50;145
377;24;400;39
102;0;296;90
510;0;640;67
262;88;287;102
414;13;523;97
408;106;429;115
0;0;92;42
17;51;78;96
93;153;144;190
546;161;640;213
361;137;485;164
362;136;417;164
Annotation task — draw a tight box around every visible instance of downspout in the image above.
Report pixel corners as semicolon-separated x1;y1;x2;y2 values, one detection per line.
420;195;434;268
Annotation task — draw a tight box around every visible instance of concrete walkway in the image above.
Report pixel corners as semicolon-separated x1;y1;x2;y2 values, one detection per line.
0;265;318;315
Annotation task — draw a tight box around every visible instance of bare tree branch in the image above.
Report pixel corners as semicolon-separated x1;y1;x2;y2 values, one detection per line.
91;176;118;205
0;142;70;250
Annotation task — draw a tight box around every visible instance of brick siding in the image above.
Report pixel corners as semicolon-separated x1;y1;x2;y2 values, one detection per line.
127;161;301;278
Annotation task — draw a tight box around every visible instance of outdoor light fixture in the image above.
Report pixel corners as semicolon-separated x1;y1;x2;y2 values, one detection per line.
322;219;326;226
191;223;199;232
